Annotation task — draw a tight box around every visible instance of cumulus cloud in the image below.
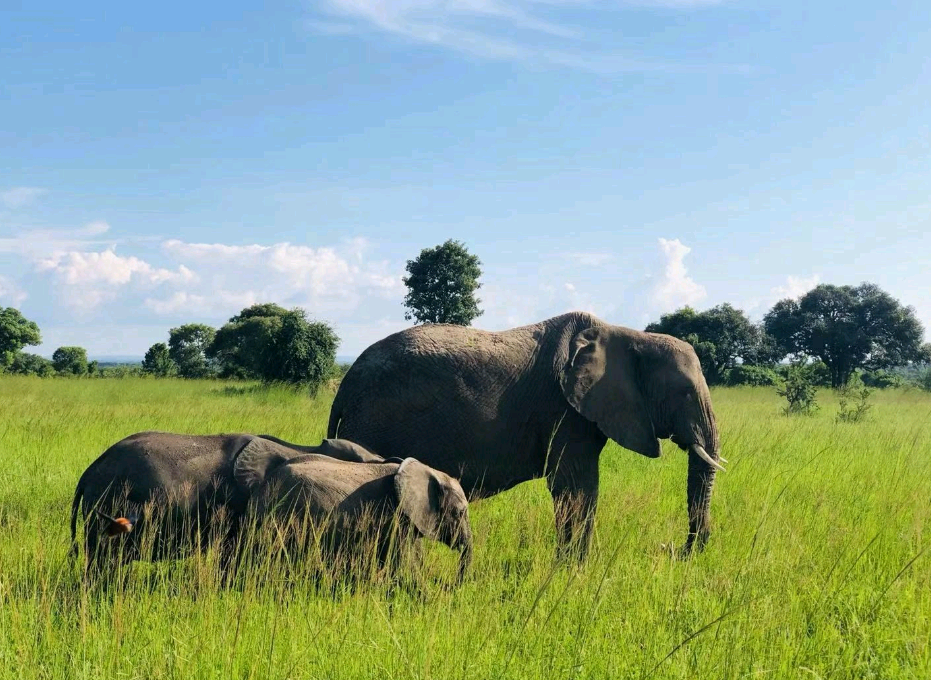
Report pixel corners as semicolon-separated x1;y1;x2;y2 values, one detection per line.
36;249;197;310
310;0;742;74
0;187;47;209
772;274;820;300
0;222;116;257
568;252;614;267
0;275;27;306
650;237;706;311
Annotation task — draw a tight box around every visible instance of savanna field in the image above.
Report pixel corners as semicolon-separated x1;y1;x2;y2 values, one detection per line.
1;377;929;679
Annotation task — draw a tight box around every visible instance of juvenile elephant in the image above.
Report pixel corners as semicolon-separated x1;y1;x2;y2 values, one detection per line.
70;431;391;572
329;312;723;559
234;449;473;580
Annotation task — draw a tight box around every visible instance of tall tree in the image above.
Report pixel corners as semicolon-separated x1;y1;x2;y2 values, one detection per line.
52;346;89;376
142;342;176;377
764;283;926;388
262;309;339;390
168;324;216;379
403;239;483;325
207;303;289;379
645;303;780;384
0;307;42;370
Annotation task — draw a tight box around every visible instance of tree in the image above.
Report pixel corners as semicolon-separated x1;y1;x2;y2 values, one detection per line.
207;303;290;379
262;309;339;390
0;307;42;370
168;324;217;379
142;342;176;377
645;303;781;384
764;283;926;388
52;346;89;376
8;352;54;377
403;239;483;325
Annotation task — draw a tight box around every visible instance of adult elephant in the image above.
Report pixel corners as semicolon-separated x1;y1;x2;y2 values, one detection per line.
327;312;723;559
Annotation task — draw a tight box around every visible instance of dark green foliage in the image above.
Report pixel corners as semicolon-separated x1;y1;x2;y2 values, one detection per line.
836;375;873;423
168;324;217;379
776;361;820;416
764;283;926;388
207;303;290;379
52;346;88;376
87;360;99;376
0;307;42;370
261;309;339;391
859;370;901;389
7;352;54;377
97;364;144;378
724;364;780;387
403;239;483;325
142;343;176;377
646;304;781;385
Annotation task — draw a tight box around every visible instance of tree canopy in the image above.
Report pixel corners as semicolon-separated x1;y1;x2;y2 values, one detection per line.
142;342;176;377
403;239;483;325
763;283;928;387
52;346;88;376
645;304;780;384
0;307;42;369
207;303;290;379
168;324;217;379
260;309;339;390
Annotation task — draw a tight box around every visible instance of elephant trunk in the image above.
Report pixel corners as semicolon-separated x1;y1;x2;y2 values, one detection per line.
683;444;718;555
455;524;473;583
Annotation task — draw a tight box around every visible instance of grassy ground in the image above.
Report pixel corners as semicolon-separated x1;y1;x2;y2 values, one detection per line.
1;376;929;679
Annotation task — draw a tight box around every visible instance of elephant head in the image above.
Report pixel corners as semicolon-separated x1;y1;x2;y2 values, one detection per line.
560;324;722;554
395;458;473;580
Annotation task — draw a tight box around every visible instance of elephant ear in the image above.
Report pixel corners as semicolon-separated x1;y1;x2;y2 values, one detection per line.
560;326;661;458
394;458;445;540
233;437;294;493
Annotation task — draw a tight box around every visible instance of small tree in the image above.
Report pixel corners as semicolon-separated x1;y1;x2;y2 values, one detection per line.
776;361;820;416
263;309;339;391
52;346;89;376
403;239;483;325
836;374;873;423
0;307;42;370
142;342;176;377
208;303;290;379
168;324;216;379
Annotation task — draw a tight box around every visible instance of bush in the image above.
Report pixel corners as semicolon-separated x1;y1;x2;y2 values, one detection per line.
836;375;873;423
7;352;54;377
776;362;820;416
860;370;901;389
52;346;88;376
912;366;931;392
725;365;780;386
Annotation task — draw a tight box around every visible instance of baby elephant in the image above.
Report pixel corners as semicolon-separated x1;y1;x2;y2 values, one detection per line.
71;431;391;573
235;447;474;580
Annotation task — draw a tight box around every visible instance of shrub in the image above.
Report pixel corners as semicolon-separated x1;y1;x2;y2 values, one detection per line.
836;375;873;423
725;365;780;387
776;362;820;416
7;352;54;377
52;346;88;376
860;370;901;389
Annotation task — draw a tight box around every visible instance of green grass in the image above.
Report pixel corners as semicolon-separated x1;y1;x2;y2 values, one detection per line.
1;376;930;679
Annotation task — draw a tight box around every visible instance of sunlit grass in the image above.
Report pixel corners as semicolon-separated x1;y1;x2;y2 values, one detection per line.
1;376;929;678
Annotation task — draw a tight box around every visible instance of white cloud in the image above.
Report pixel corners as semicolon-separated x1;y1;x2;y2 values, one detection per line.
0;222;116;256
150;238;405;317
36;249;197;310
0;275;27;306
650;237;706;311
311;0;741;73
772;274;820;300
0;187;47;209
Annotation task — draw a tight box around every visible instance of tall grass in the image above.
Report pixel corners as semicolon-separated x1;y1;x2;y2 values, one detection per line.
1;377;929;679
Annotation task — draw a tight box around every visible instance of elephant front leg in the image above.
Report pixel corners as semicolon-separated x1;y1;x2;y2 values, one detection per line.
546;455;599;562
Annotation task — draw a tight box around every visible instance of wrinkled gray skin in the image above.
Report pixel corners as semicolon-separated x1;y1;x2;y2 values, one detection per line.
236;451;473;580
70;432;390;572
329;312;721;559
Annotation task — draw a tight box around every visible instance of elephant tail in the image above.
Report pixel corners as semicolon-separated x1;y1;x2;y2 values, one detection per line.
327;392;344;439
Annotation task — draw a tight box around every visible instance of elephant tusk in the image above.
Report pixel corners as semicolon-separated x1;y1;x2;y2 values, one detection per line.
691;445;726;472
718;456;728;464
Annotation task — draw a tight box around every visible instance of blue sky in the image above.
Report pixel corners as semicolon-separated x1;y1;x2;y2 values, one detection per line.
2;0;930;358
